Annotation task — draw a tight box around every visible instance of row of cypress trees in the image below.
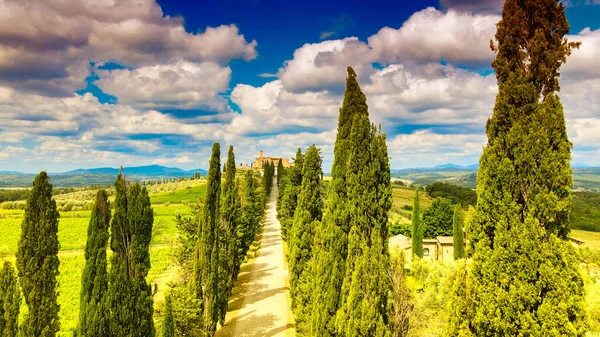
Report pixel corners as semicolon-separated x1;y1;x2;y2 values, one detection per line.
77;171;156;337
278;67;393;336
277;148;304;240
0;169;155;337
187;143;269;336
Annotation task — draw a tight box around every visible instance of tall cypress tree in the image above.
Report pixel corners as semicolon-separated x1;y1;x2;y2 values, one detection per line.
17;171;60;337
193;143;221;335
0;261;19;337
411;190;423;259
336;114;392;337
452;205;465;260
308;67;369;337
108;171;156;337
288;145;323;312
78;190;111;336
451;1;587;335
129;183;155;336
219;146;241;324
161;294;175;337
280;149;304;240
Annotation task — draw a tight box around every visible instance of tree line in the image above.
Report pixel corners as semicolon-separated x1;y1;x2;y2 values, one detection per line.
275;1;588;335
0;143;270;337
277;66;392;336
163;143;269;337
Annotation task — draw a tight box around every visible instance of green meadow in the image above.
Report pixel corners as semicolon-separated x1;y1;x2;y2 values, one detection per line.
0;179;205;336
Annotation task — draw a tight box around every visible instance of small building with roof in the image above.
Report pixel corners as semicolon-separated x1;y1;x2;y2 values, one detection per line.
389;234;458;263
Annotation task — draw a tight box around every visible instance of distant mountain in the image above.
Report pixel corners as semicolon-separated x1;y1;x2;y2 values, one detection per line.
0;165;207;187
62;165;207;177
0;171;27;175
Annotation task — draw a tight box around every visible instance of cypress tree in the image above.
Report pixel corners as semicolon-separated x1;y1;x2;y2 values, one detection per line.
0;262;19;337
452;205;465;260
336;116;392;337
452;1;587;335
411;190;423;258
108;172;156;337
17;171;60;337
192;143;221;335
161;294;175;337
129;183;155;336
219;146;241;324
78;190;111;336
308;67;368;337
288;145;323;311
280;149;304;240
241;170;261;255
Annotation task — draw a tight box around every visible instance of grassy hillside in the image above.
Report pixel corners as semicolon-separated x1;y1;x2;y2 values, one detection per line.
0;178;206;336
392;167;600;191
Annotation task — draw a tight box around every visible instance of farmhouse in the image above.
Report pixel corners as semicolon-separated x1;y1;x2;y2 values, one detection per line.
252;150;292;169
389;234;457;263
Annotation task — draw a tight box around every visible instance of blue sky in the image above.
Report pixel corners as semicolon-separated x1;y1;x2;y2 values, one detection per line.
0;0;599;173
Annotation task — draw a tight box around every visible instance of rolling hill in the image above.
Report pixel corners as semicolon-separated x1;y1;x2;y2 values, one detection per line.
391;164;600;191
0;165;207;187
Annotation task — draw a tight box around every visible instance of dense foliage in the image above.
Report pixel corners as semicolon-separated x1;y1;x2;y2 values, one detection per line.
452;205;465;260
449;1;587;335
425;182;476;207
288;145;323;322
77;190;111;336
278;149;304;240
307;67;369;337
192;143;221;335
422;198;453;238
161;294;175;337
108;172;156;337
411;190;423;258
17;171;61;337
0;261;19;337
572;191;600;232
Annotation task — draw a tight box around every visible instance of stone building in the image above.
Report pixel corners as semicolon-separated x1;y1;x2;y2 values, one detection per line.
252;150;292;169
389;234;456;263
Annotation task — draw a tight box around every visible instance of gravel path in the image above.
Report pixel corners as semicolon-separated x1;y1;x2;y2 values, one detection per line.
216;177;295;337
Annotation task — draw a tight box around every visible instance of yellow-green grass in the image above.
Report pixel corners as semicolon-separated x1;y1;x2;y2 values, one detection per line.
392;186;432;210
0;245;175;336
150;183;207;205
571;230;600;248
0;179;204;335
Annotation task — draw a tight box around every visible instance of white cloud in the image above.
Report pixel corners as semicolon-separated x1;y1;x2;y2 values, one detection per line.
96;61;231;111
0;0;257;95
363;63;497;128
278;38;375;92
368;7;499;65
563;28;600;80
388;130;486;167
229;80;341;136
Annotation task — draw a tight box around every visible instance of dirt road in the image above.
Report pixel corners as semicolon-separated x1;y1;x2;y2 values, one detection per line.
216;177;295;337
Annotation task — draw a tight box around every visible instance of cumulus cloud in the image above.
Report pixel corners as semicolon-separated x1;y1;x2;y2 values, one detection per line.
563;28;600;80
0;0;257;95
388;129;486;167
364;63;497;126
96;61;232;111
229;80;341;136
277;8;499;94
368;7;499;65
278;38;375;92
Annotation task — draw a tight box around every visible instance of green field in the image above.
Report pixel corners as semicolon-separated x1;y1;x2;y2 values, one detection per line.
0;179;205;336
571;230;600;248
